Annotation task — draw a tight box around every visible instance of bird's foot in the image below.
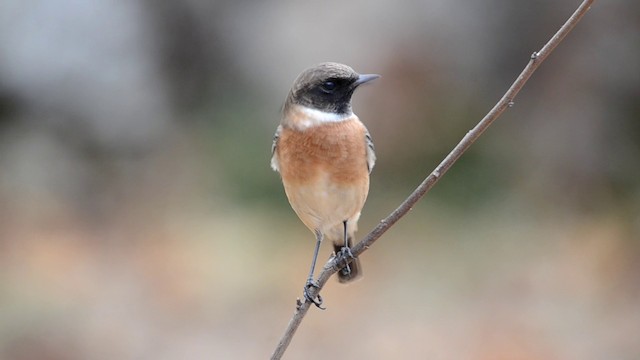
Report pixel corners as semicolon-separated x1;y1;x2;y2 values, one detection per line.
303;279;325;310
338;246;355;277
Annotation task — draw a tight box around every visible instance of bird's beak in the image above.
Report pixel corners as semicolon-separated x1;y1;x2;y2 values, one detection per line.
354;73;381;86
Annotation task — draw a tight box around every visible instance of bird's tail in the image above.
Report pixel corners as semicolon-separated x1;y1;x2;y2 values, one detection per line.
332;235;363;284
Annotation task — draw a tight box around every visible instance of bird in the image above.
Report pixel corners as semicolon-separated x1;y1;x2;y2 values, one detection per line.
271;62;379;308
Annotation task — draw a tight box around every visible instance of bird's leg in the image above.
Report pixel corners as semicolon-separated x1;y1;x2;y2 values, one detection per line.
338;220;355;277
303;230;325;309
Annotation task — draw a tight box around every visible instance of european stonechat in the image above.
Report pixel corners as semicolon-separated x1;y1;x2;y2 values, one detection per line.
271;62;379;307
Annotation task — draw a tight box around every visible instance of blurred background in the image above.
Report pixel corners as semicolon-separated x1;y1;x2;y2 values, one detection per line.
0;0;638;359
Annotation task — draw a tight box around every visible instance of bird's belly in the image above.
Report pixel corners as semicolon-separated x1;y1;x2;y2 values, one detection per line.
283;171;368;234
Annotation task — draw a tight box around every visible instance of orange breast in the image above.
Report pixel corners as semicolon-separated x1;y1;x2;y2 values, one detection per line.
277;119;369;185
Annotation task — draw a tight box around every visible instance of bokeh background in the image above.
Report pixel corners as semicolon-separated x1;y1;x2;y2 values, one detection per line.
1;0;639;359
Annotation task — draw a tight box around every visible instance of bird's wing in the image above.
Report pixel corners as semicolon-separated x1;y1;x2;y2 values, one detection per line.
365;131;376;173
270;125;282;172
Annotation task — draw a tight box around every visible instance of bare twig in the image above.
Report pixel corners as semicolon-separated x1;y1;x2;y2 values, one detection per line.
270;1;595;358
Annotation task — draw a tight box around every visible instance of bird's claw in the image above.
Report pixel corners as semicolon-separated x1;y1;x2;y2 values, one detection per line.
338;246;355;276
303;279;325;309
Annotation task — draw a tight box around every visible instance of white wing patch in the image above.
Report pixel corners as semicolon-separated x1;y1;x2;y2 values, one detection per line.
365;131;376;173
270;125;282;172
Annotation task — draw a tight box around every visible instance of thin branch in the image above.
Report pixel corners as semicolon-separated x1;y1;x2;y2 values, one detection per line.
270;0;595;358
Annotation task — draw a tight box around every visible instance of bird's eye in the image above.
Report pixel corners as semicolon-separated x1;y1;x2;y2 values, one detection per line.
320;81;336;93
